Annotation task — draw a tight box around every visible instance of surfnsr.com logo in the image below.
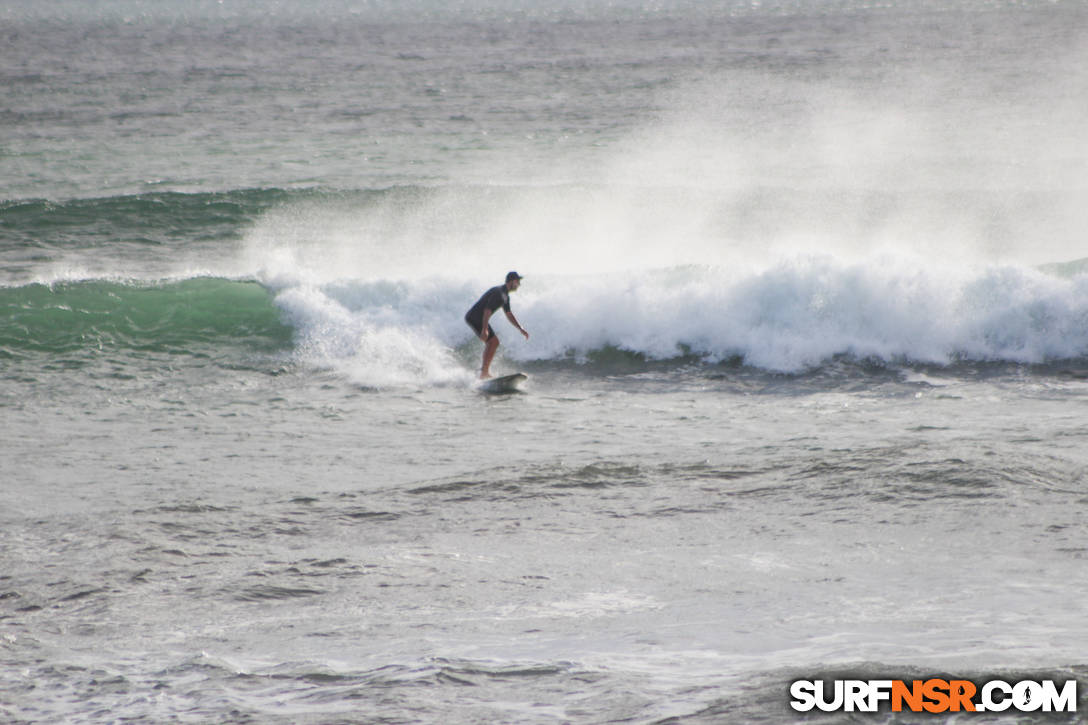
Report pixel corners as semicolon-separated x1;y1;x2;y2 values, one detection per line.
790;678;1078;714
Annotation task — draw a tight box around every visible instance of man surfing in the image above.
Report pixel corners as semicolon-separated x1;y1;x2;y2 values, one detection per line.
465;271;529;379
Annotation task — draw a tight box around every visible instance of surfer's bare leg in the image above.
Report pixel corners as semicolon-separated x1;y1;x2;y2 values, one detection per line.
480;335;500;379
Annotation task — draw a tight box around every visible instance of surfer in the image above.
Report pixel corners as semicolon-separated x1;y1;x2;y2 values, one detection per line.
465;271;530;379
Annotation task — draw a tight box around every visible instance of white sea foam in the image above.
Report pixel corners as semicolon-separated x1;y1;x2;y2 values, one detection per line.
239;180;1088;384
274;283;473;388
257;244;1088;385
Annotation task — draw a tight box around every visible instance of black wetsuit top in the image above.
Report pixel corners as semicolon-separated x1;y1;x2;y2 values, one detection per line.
465;285;510;337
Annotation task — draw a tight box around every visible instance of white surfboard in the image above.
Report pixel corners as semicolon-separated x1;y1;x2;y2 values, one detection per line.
478;372;528;394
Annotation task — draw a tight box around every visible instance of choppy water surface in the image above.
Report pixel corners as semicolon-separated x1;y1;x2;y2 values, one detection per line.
5;364;1088;722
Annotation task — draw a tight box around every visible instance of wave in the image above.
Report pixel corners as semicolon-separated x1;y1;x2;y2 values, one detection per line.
0;277;293;359
225;184;1088;383
0;186;496;287
6;186;1088;384
0;189;299;247
266;258;1088;386
4;261;1087;384
7;259;1086;383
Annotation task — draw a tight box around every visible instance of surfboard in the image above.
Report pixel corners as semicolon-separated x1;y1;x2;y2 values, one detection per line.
478;372;528;394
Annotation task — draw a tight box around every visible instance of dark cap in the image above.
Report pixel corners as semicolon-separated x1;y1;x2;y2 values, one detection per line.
506;271;523;282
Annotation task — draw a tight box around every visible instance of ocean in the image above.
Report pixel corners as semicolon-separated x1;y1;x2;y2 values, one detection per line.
2;0;1088;722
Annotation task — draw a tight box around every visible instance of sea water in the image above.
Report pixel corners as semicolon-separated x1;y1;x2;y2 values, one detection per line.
2;1;1088;722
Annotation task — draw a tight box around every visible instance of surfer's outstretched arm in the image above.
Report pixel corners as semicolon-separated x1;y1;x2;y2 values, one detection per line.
504;309;529;339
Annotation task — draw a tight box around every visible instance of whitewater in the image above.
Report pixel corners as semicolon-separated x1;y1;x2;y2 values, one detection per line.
3;0;1088;722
